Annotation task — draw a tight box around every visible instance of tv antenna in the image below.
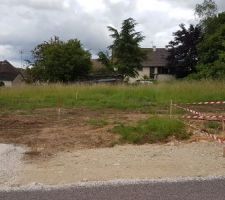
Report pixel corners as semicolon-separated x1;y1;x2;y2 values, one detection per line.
19;50;23;68
151;41;154;47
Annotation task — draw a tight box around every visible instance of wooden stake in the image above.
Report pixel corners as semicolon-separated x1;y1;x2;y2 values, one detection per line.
57;97;62;120
57;107;61;120
170;100;173;119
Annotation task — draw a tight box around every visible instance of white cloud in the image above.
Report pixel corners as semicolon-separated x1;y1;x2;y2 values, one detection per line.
136;0;171;12
0;45;26;67
0;0;68;10
168;8;194;21
0;0;224;66
0;45;14;59
76;0;106;12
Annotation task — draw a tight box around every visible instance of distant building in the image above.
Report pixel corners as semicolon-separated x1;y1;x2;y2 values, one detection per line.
130;47;175;82
0;60;25;87
92;47;175;83
91;59;105;73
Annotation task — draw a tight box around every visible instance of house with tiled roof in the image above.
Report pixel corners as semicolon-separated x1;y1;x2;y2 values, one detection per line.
93;47;176;82
0;60;25;87
132;47;175;82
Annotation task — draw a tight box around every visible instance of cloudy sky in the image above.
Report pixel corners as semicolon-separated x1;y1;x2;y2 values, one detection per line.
0;0;224;67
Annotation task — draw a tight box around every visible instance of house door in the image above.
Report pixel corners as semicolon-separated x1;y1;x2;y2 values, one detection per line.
150;67;154;79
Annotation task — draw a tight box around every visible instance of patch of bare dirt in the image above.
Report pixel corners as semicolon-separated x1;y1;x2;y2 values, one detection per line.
0;108;149;159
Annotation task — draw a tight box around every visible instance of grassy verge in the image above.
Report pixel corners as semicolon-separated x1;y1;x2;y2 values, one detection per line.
113;117;189;144
0;80;225;111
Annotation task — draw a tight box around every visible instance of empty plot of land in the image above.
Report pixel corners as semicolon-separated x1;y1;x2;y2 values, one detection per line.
0;108;148;159
0;109;225;187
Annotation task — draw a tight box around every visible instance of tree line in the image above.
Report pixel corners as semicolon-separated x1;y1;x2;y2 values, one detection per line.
168;0;225;79
27;0;225;82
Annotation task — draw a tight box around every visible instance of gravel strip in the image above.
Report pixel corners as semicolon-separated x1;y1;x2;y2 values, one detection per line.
1;176;225;192
0;144;26;186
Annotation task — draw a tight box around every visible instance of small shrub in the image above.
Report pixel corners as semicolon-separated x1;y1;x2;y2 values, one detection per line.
204;121;221;130
205;121;220;129
113;117;189;144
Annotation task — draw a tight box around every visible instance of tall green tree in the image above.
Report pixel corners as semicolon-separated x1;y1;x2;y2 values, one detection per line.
31;37;92;82
167;24;202;78
194;12;225;79
98;18;146;78
97;51;115;73
195;0;218;23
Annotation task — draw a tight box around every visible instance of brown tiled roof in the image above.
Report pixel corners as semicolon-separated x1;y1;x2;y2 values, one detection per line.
142;48;169;67
0;60;19;81
92;48;169;71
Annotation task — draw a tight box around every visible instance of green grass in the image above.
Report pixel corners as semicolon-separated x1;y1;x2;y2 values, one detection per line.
203;121;222;135
0;80;225;111
205;121;221;130
113;116;189;144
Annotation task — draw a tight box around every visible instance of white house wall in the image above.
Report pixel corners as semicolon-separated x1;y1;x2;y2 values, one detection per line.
139;67;150;78
128;67;176;83
128;67;150;83
157;74;175;81
2;81;12;87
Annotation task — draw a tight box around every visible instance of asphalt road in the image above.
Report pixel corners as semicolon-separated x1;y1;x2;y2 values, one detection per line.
1;178;225;200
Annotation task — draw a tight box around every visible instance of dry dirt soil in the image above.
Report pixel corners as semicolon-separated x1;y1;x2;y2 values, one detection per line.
1;108;225;187
1;107;224;160
0;108;149;159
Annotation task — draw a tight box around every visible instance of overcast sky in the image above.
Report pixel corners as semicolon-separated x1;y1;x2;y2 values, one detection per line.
0;0;224;67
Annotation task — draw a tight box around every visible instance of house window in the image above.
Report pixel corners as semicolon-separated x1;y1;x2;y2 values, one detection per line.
158;67;169;74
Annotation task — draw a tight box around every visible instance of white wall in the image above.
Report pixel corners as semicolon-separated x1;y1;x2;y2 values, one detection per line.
157;74;175;81
139;67;150;78
1;81;12;87
128;67;175;83
128;67;150;83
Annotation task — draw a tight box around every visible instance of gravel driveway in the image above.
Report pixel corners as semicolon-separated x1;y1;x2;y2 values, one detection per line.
1;141;224;187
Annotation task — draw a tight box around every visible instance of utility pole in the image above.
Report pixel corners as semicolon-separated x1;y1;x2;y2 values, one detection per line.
19;50;23;68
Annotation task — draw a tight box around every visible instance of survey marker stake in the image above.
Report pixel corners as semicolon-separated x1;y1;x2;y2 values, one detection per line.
170;100;173;119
